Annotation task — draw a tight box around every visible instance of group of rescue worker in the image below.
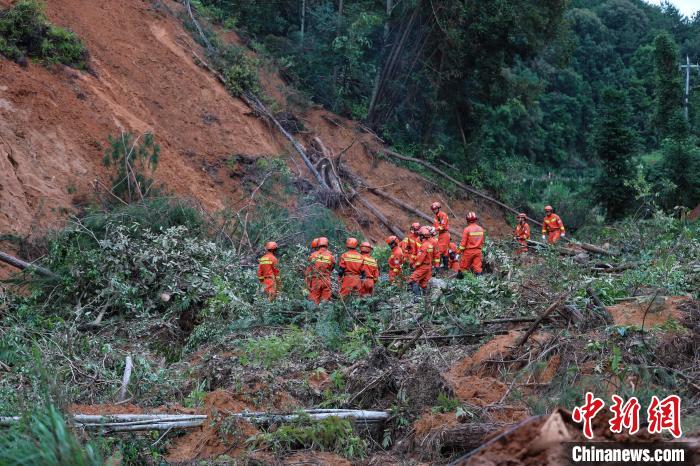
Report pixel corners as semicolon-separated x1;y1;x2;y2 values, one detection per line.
257;203;566;302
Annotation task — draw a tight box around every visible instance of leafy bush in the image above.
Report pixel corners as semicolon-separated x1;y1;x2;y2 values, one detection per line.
249;414;367;459
222;50;260;96
0;0;88;68
0;404;103;466
103;132;160;204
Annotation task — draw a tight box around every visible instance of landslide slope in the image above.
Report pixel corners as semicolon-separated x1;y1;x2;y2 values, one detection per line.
0;0;509;241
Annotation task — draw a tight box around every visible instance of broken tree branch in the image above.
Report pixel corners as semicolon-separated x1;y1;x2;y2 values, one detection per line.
0;251;58;279
514;292;571;349
117;354;133;403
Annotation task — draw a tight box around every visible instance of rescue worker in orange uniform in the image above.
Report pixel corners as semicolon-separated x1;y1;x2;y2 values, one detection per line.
257;241;280;301
305;238;319;291
427;226;442;271
359;242;379;296
458;212;485;277
447;242;461;272
514;213;530;254
408;226;434;298
306;237;335;304
386;235;405;283
338;238;365;298
431;202;451;269
401;222;421;266
541;205;565;244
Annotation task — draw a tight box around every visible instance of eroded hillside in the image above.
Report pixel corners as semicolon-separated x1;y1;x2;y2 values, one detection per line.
0;0;509;243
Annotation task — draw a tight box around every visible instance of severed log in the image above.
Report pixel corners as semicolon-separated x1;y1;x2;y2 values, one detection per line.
1;414;207;431
578;242;616;256
0;251;58;279
591;263;635;273
418;422;501;460
586;286;614;324
377;146;542;227
232;409;389;426
514;292;571;349
348;187;404;238
117;354;133;403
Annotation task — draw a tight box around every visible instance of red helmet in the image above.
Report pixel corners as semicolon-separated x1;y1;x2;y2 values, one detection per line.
265;241;278;251
317;237;329;247
410;222;421;232
466;211;477;222
345;237;359;249
544;205;553;212
417;226;430;237
386;235;398;245
311;238;319;249
360;241;372;253
431;202;441;211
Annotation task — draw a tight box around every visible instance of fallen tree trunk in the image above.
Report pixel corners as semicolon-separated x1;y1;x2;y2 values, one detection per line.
376;146;542;226
591;264;635;273
233;409;389;425
0;251;58;279
417;422;501;461
1;414;207;432
586;286;613;324
117;354;133;403
579;242;616;256
348;187;404;238
514;292;571;349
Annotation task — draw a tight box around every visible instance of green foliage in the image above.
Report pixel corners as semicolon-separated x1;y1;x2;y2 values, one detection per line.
0;404;103;466
103;132;160;204
249;414;367;459
431;393;461;414
594;87;638;219
659;128;700;208
0;0;88;68
221;48;260;96
239;327;319;369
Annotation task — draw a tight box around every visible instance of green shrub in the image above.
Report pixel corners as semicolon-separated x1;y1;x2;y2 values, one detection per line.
249;414;367;459
221;47;260;96
0;404;103;466
103;132;160;204
0;0;88;68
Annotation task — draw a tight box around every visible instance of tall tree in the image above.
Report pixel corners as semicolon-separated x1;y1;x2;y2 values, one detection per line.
594;87;638;219
653;32;683;138
660;115;700;208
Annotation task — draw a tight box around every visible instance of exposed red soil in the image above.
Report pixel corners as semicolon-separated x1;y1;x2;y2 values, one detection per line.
165;389;259;463
607;296;689;327
68;403;143;414
0;0;510;253
308;369;331;393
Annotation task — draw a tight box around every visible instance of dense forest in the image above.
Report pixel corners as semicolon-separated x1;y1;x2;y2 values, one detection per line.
194;0;700;226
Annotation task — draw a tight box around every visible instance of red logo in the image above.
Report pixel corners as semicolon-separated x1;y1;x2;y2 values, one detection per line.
572;392;606;439
609;394;641;435
647;395;682;438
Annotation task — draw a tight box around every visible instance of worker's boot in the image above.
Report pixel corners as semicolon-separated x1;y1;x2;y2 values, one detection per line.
456;271;464;279
410;282;422;302
475;272;482;277
441;255;449;270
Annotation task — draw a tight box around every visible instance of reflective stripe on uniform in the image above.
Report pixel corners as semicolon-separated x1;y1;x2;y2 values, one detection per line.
468;231;484;236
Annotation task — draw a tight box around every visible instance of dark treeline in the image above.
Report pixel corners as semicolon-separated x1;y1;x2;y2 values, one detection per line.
195;0;700;225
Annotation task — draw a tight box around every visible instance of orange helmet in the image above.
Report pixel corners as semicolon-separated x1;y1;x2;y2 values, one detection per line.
466;211;477;222
417;226;430;237
386;235;398;245
317;237;329;248
431;202;441;211
517;213;527;219
345;237;359;249
360;241;372;253
265;241;278;251
410;222;421;232
449;242;457;251
544;205;553;212
311;238;319;249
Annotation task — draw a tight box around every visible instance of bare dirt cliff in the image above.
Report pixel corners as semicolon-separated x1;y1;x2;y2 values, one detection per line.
0;0;509;242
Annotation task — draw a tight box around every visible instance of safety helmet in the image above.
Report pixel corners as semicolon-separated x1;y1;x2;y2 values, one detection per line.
346;237;359;249
544;205;553;212
431;202;441;211
386;235;398;245
265;241;278;251
317;237;329;248
466;211;477;222
410;222;421;232
360;241;372;253
311;238;319;249
517;213;527;219
417;226;430;237
449;242;457;251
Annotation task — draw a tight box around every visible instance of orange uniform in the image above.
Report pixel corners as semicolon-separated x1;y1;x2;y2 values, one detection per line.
360;253;379;296
388;245;405;282
542;213;565;244
448;242;460;271
306;247;335;304
433;211;450;257
257;251;280;301
339;249;365;297
409;239;434;288
458;223;485;274
429;236;441;267
402;232;420;265
515;222;530;253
